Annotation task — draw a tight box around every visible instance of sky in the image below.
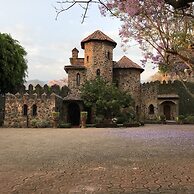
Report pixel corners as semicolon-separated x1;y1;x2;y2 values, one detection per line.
0;0;157;82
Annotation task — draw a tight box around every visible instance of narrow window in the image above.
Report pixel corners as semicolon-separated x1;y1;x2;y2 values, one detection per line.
148;104;154;114
76;73;80;86
96;69;100;76
32;104;37;116
107;51;111;60
87;56;89;62
23;104;28;116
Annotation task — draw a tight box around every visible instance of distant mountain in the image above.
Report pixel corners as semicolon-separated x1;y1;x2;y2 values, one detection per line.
24;80;47;87
25;78;68;88
48;78;68;87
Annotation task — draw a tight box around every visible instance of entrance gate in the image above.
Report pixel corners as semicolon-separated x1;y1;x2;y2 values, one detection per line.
67;102;80;126
163;104;171;120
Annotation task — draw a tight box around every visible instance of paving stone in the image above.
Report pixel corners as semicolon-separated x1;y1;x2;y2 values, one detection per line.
0;125;194;193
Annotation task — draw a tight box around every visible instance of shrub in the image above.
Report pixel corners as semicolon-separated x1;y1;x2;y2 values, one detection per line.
86;124;96;128
95;115;104;124
116;110;135;124
124;122;140;127
58;123;71;128
176;115;185;124
31;119;50;128
116;116;127;124
52;112;60;119
31;119;38;128
159;115;166;123
185;115;194;124
96;123;118;128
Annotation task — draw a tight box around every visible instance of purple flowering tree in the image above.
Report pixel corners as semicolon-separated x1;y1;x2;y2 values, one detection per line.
100;0;194;72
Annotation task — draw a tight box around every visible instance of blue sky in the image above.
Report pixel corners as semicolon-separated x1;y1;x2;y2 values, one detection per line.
0;0;157;82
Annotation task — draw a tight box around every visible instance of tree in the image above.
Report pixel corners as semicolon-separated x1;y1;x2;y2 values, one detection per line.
80;77;133;122
0;33;28;94
101;1;193;67
165;0;194;9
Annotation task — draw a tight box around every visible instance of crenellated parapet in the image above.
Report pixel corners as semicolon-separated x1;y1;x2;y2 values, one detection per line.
3;84;70;128
13;84;70;98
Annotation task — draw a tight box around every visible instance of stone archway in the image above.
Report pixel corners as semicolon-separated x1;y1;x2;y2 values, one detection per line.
67;102;80;126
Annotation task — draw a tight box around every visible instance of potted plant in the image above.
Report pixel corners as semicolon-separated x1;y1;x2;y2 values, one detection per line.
80;111;87;128
159;115;166;124
52;111;59;128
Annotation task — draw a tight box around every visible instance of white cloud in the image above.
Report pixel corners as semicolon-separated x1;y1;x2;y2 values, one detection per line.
0;0;157;83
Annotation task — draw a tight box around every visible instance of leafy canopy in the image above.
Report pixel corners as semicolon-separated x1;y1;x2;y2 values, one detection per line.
101;0;194;73
0;33;28;94
80;77;133;120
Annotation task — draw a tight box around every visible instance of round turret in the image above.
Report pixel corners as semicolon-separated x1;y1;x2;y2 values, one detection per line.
81;30;117;82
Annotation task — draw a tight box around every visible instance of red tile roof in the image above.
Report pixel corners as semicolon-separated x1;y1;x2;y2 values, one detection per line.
114;56;144;72
81;30;117;49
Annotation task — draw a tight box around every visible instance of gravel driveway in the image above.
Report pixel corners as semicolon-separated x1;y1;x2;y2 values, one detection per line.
0;124;194;193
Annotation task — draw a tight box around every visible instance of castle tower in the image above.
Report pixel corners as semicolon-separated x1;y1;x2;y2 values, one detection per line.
113;56;144;115
81;30;117;83
64;47;85;98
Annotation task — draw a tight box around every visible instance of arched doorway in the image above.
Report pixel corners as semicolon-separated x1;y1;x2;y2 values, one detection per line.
160;101;176;120
163;104;171;120
68;102;80;126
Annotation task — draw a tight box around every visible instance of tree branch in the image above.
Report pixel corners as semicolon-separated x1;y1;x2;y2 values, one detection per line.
55;0;118;22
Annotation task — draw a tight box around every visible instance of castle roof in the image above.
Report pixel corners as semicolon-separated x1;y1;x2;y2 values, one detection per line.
64;65;86;73
81;30;117;49
114;56;144;72
72;47;79;52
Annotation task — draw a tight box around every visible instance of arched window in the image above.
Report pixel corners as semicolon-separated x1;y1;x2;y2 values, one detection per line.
23;104;28;116
148;104;154;114
32;104;37;116
96;69;100;76
76;73;80;86
87;56;89;63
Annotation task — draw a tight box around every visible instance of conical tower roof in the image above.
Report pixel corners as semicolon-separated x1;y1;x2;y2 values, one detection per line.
81;30;117;49
114;56;144;72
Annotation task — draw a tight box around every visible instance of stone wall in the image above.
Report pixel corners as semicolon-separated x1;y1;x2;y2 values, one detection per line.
141;80;194;120
67;69;86;100
0;95;5;126
4;93;56;128
113;69;141;106
141;81;160;120
84;41;114;83
3;84;69;128
158;80;194;116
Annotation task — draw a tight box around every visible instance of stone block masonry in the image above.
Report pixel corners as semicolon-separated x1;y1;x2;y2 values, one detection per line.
4;92;56;128
3;84;69;128
0;95;5;126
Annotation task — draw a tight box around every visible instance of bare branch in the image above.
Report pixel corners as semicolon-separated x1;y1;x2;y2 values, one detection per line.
55;2;76;20
54;0;118;22
55;0;100;22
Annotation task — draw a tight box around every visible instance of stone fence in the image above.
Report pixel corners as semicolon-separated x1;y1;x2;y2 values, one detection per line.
13;84;70;97
0;95;5;126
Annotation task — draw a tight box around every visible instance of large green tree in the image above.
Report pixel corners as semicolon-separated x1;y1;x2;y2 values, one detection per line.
0;33;27;94
81;77;133;122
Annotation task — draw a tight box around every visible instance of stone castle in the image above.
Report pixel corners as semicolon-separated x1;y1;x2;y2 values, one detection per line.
1;30;194;127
